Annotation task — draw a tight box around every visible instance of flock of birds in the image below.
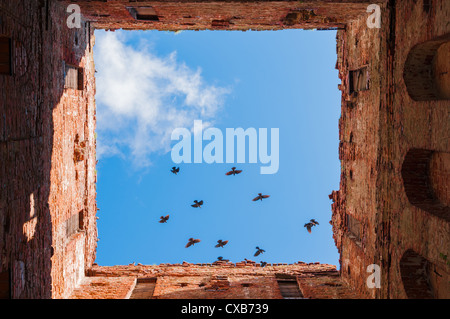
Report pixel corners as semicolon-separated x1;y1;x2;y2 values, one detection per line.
156;166;320;265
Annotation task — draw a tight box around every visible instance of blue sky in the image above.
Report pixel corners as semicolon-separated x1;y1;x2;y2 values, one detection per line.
93;29;341;267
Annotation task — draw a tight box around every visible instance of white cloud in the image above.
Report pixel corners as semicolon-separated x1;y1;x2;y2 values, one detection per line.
94;31;229;168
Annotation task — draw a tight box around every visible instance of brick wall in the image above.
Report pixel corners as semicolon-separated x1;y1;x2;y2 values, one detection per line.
384;0;449;299
70;262;359;299
331;0;449;299
0;0;97;298
61;0;375;31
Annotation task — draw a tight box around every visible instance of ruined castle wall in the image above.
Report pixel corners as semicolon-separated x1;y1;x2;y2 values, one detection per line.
70;263;360;299
0;0;98;298
332;0;449;299
384;0;449;299
48;3;98;296
332;1;387;298
1;0;55;298
61;0;375;31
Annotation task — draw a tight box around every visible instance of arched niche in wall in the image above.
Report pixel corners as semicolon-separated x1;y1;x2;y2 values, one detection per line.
400;249;448;299
401;149;450;221
403;33;450;101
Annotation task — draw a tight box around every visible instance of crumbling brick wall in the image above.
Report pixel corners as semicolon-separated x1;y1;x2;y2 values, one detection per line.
70;262;360;299
61;0;375;31
0;0;97;298
331;0;449;299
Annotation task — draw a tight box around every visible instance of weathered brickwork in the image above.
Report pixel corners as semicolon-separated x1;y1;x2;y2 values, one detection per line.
381;0;449;299
70;262;360;299
0;0;448;299
332;0;449;299
0;0;97;298
63;0;373;31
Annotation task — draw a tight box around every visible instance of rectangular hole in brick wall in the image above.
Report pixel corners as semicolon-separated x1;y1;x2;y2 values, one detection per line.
211;20;230;28
66;212;80;238
0;270;11;299
78;210;85;230
0;37;12;75
77;67;84;90
349;67;369;94
277;279;304;299
129;277;157;299
346;214;362;245
127;7;159;21
346;101;355;109
64;63;84;90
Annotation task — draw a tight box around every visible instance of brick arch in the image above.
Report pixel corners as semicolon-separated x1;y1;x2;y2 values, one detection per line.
403;33;450;101
400;249;434;299
401;149;450;221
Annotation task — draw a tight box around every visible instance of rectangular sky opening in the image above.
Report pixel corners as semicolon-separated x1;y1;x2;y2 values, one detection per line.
93;29;341;267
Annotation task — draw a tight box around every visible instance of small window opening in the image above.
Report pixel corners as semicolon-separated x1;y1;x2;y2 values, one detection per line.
127;7;159;21
129;277;157;299
64;63;84;90
66;212;81;238
346;214;362;245
211;20;230;28
276;279;304;299
423;0;431;13
0;270;10;299
349;67;369;94
0;37;12;75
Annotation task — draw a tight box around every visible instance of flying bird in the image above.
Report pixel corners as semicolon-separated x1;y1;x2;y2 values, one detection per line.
159;215;169;223
252;193;270;201
254;246;265;257
171;167;180;175
304;222;313;233
260;261;267;268
304;219;320;233
226;167;242;176
191;200;204;208
304;220;319;233
185;238;201;248
215;240;229;248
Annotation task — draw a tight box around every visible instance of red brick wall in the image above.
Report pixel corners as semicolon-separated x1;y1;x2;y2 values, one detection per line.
70;263;359;299
62;0;374;31
0;0;97;298
47;0;98;299
71;276;136;299
332;0;450;299
381;0;449;299
331;1;388;298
